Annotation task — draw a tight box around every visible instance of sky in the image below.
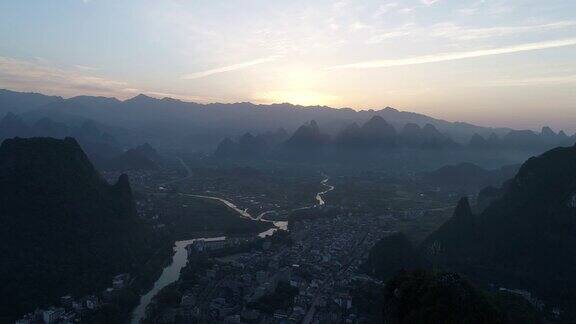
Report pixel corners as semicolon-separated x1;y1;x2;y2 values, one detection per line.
0;0;575;131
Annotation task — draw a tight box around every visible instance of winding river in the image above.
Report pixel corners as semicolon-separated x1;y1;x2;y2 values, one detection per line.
315;175;335;206
131;196;285;323
130;237;223;324
131;174;330;323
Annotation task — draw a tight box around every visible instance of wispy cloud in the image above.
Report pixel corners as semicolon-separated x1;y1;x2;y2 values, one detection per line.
328;38;576;70
181;56;280;80
0;56;129;97
486;75;576;87
364;20;576;45
421;0;440;6
0;56;216;102
373;3;399;17
366;31;411;44
74;64;100;71
431;21;576;41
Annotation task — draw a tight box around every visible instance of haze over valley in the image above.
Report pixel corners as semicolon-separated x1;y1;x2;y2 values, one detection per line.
2;1;576;323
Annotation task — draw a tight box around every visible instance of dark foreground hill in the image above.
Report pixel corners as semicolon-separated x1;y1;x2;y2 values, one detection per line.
0;137;158;320
0;113;123;167
382;270;543;324
363;233;429;281
420;145;576;317
366;144;576;321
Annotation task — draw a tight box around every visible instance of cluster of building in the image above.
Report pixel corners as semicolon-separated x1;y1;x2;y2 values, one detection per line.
188;236;261;253
286;213;389;323
15;274;131;324
101;169;158;190
148;208;391;323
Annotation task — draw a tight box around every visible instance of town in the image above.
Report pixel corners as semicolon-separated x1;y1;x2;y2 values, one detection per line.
15;274;132;324
13;157;462;324
141;205;393;323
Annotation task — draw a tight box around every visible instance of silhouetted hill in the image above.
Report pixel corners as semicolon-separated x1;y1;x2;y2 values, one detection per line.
399;123;426;147
423;197;476;249
421;145;576;317
137;143;162;161
214;137;238;158
335;122;364;150
336;116;397;150
238;132;269;156
323;117;458;154
0;137;157;319
469;127;574;151
540;126;556;139
103;143;161;171
283;120;329;151
469;133;489;149
0;113;124;167
420;162;519;190
210;116;570;166
33;117;70;138
213;132;270;158
361;116;397;147
502;129;540;148
258;128;289;146
476;182;511;213
2;89;573;164
487;132;501;147
0;112;32;139
398;123;455;148
382;270;542;324
0;89;61;115
363;233;429;281
1;89;518;151
68;95;122;109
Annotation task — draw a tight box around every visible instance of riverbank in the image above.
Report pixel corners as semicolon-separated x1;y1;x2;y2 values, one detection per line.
139;230;293;323
315;175;335;206
130;171;333;323
130;194;284;323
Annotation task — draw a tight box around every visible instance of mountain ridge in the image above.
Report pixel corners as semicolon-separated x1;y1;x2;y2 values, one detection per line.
419;144;576;317
1;88;517;140
0;137;158;319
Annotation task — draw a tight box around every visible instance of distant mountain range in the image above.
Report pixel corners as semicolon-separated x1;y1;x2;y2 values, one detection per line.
2;88;574;170
214;116;574;163
3;88;572;154
0;137;159;320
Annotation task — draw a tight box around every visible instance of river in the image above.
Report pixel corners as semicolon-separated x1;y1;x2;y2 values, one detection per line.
130;195;285;323
315;175;335;206
131;174;330;323
182;194;288;235
130;237;223;324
